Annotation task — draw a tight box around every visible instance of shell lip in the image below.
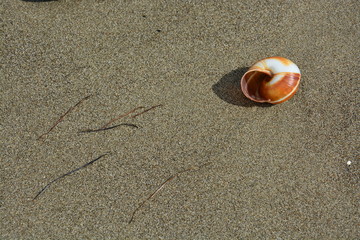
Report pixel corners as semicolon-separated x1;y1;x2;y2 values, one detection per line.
240;69;272;103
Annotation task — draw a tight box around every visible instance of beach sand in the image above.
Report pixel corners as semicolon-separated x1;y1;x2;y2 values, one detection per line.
1;0;359;239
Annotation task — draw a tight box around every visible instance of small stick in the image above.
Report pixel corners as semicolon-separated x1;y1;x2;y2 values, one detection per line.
130;104;162;118
128;163;210;224
79;123;139;133
37;94;92;140
101;106;144;129
33;153;109;200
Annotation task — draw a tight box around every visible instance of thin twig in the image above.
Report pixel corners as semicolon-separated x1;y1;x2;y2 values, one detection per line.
130;104;163;118
128;163;210;224
37;94;92;140
101;106;144;129
33;153;110;200
79;123;139;133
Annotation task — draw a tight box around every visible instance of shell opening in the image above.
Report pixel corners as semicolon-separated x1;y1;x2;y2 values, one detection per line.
241;70;272;102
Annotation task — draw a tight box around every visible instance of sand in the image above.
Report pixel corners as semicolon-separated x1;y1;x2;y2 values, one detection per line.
1;0;359;239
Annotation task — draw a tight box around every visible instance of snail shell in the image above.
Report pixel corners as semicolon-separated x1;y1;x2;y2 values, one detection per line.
240;56;301;104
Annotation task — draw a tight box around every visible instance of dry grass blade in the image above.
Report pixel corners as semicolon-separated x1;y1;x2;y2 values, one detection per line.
33;153;110;200
37;94;92;140
101;106;144;129
79;123;139;133
130;104;163;118
128;163;210;223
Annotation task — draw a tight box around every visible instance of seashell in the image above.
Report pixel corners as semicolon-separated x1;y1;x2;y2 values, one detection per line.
240;56;301;104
